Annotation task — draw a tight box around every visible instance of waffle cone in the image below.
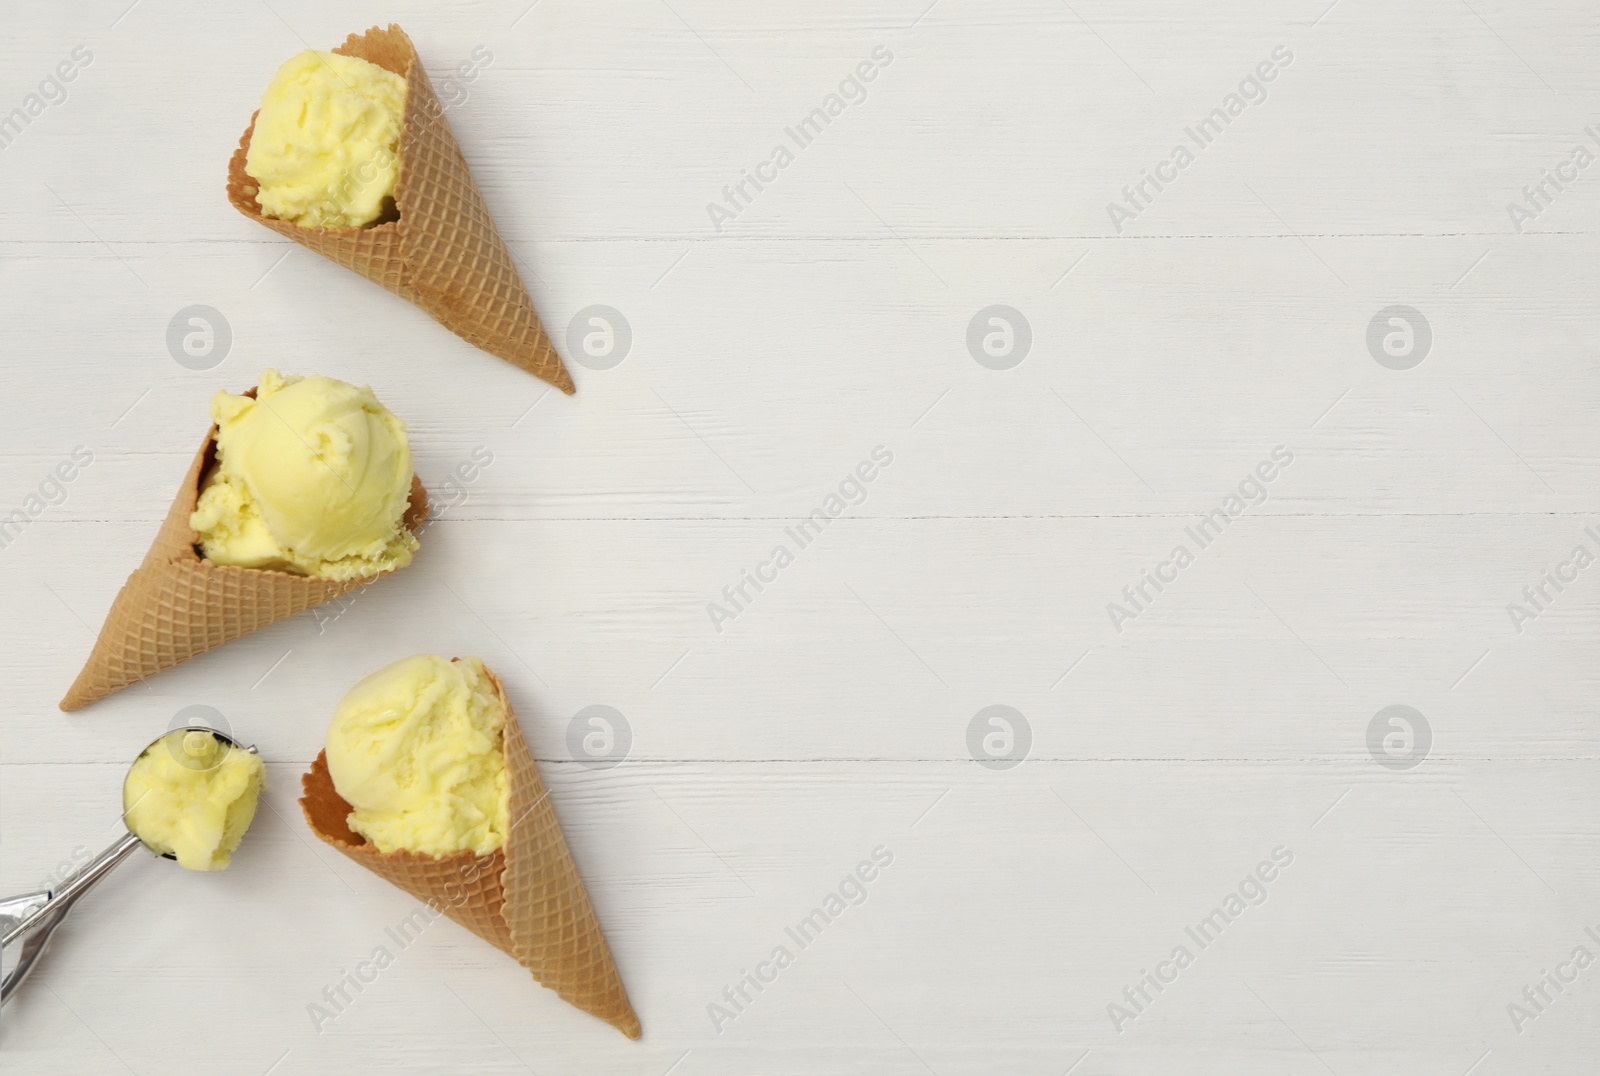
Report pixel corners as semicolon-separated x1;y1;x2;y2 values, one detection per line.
226;24;574;394
299;665;640;1039
59;411;428;712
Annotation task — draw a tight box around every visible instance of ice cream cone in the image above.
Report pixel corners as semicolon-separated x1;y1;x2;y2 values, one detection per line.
300;665;640;1039
226;24;574;394
58;420;428;712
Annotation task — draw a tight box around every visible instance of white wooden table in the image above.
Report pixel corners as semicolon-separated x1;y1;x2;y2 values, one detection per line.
2;1;1597;1072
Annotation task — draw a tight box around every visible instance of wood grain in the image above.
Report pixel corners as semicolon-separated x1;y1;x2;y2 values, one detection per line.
2;1;1597;1073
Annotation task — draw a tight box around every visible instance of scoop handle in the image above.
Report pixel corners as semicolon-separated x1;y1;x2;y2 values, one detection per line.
1;831;144;1005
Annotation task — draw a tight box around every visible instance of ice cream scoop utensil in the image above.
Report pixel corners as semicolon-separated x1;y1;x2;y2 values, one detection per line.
0;727;253;1006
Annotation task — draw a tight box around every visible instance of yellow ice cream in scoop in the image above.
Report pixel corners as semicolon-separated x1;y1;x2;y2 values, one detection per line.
245;49;407;229
190;369;418;582
123;730;266;871
324;655;510;858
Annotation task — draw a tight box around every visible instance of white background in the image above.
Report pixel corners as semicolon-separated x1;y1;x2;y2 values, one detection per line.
2;1;1598;1073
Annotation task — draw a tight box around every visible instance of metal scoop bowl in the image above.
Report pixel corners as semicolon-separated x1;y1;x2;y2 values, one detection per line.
0;726;258;1006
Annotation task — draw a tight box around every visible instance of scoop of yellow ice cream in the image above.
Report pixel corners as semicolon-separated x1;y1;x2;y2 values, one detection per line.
190;369;418;582
324;655;510;857
245;49;407;229
123;730;266;871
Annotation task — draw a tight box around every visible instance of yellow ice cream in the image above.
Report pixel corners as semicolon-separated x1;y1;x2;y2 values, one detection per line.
245;49;407;229
324;655;510;857
123;730;266;871
190;369;418;582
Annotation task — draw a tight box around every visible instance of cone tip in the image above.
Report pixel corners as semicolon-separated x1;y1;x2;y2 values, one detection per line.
59;674;98;711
